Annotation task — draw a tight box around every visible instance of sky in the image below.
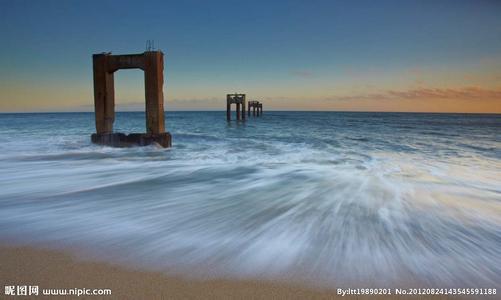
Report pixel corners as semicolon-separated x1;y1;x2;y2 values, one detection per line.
0;0;500;113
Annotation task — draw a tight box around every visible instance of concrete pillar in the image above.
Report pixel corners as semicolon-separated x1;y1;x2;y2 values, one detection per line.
93;54;115;134
143;51;165;135
253;106;256;116
242;97;246;120
236;103;241;120
260;104;263;115
227;102;231;121
247;102;251;117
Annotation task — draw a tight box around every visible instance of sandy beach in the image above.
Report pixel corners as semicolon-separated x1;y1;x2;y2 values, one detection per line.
0;245;337;299
0;245;453;300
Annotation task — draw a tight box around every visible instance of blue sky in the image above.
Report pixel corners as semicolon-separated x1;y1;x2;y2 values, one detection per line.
1;0;500;112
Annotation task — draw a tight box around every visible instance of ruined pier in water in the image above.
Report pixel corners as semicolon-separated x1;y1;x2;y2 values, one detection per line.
91;51;171;148
226;94;264;121
226;93;246;121
247;100;263;117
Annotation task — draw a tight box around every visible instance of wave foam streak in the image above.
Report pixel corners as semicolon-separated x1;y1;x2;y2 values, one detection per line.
0;112;500;288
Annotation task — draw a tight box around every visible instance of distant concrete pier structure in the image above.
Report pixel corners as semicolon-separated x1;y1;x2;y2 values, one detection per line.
248;100;262;116
91;51;171;148
226;93;246;121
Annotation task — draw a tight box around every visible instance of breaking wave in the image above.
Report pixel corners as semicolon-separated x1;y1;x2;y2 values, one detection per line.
0;111;500;288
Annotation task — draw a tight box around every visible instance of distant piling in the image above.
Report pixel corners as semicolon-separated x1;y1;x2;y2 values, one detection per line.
247;100;262;117
226;93;246;121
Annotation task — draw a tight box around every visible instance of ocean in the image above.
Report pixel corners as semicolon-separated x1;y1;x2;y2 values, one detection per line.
0;111;500;288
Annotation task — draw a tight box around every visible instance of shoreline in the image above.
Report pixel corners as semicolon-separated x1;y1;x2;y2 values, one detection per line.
0;244;449;299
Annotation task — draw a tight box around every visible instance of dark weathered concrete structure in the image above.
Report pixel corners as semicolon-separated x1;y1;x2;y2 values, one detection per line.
226;93;246;121
248;100;263;117
91;51;171;148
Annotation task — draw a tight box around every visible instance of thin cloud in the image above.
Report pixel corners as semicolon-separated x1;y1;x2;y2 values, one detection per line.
326;87;501;102
168;97;222;106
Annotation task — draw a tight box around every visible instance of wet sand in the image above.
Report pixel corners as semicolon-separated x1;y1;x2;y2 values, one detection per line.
0;245;448;299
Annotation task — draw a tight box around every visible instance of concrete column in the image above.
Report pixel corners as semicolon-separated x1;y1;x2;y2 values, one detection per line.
143;51;165;135
227;102;231;121
247;102;251;117
93;54;115;134
260;104;263;115
236;103;241;120
253;106;256;116
242;98;246;120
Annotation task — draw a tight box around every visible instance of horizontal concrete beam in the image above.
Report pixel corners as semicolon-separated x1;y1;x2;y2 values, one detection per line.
107;54;145;72
226;93;246;104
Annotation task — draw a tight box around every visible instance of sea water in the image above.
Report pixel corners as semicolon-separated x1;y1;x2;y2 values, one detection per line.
0;111;500;288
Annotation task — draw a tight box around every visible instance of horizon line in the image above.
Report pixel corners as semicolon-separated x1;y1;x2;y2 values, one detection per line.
0;110;499;115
